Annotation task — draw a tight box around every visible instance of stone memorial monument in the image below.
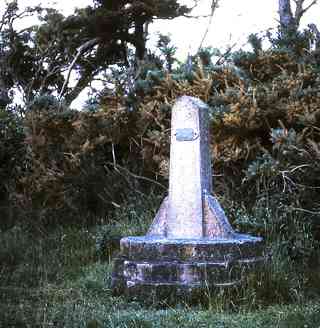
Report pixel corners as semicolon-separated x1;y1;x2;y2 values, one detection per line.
111;96;265;302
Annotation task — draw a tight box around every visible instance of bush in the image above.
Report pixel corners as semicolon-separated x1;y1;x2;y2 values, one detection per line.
2;38;320;258
0;107;25;229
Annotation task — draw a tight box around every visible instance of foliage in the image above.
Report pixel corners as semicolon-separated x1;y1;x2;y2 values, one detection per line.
17;106;135;225
157;34;178;72
0;106;25;229
2;37;319;255
96;192;161;260
0;3;63;104
277;0;319;53
94;38;320;262
1;208;320;326
1;2;320;323
0;1;192;107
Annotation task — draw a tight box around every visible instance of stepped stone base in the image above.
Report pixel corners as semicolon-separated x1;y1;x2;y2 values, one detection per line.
111;234;266;303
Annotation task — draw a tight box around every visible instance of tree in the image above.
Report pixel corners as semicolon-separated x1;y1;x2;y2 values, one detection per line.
59;0;192;105
276;0;319;54
0;1;42;107
0;0;192;108
278;0;317;35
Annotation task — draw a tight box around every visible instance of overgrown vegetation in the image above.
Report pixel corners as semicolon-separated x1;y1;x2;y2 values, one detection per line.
1;197;320;326
1;0;320;326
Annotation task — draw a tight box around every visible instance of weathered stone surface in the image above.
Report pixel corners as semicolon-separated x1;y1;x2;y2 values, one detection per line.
110;96;267;303
119;235;264;261
111;235;266;302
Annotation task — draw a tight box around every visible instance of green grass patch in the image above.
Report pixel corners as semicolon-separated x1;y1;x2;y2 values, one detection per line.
0;195;319;327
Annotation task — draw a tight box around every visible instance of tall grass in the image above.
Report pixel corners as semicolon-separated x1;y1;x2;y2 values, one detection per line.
0;193;319;327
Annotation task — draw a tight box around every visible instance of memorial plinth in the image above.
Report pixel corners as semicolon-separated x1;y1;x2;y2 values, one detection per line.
111;96;266;303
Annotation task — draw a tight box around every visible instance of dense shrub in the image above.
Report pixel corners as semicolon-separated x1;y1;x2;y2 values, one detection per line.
1;38;319;262
12;94;166;227
17;106;139;225
98;47;320;260
0;107;25;229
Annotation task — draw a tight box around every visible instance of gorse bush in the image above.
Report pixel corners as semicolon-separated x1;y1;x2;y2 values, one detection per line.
18;106;141;225
1;33;319;265
1;2;320;325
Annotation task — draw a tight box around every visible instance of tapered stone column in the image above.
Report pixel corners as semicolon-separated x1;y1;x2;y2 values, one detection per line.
111;96;266;303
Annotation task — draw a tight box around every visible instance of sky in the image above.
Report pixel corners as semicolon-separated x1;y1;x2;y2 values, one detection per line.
1;0;320;108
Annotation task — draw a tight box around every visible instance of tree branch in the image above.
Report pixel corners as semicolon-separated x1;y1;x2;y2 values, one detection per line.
190;0;201;10
183;13;214;19
58;37;100;100
0;5;10;32
64;65;102;107
294;0;317;26
300;0;317;16
215;42;237;65
198;0;220;51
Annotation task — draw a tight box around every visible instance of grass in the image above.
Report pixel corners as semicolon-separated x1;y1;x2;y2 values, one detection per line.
0;194;320;327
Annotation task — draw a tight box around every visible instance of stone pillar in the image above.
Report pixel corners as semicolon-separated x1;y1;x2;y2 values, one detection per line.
168;97;206;238
111;96;266;303
147;96;234;239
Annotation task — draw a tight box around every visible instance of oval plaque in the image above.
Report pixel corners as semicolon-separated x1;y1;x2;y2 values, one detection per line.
175;128;199;141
